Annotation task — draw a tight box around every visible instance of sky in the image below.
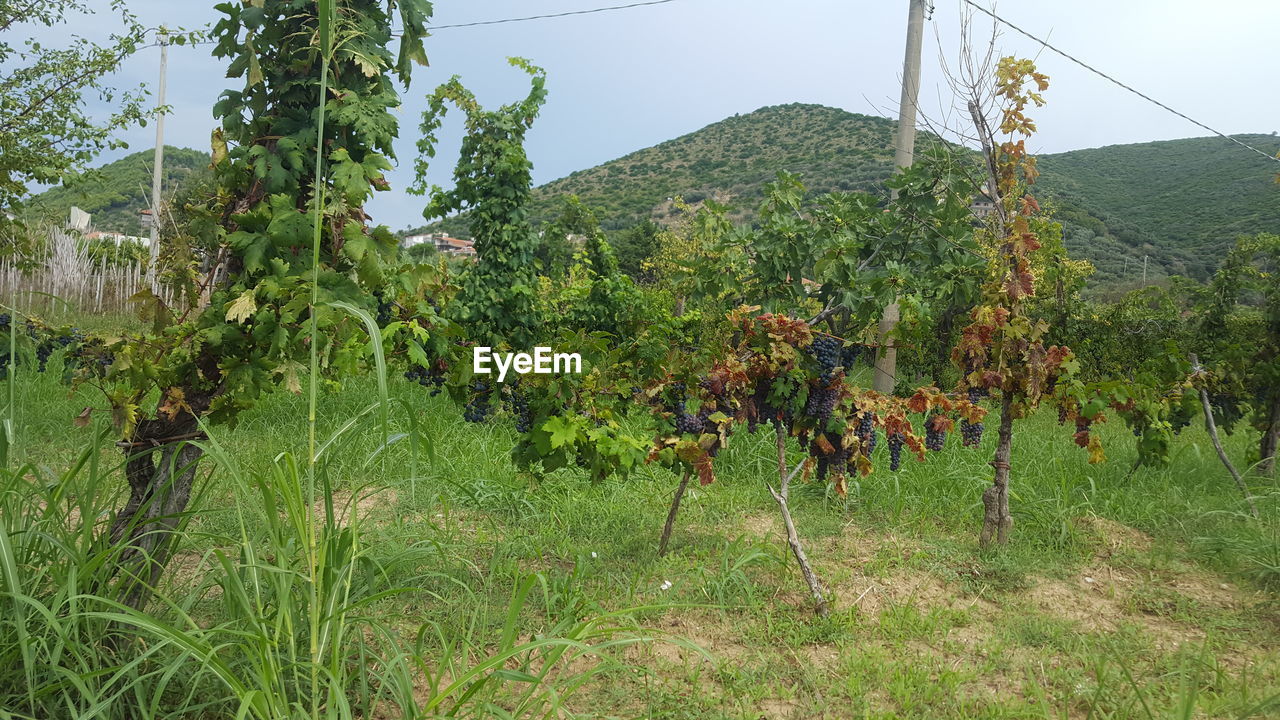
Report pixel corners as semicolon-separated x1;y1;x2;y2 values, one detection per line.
24;0;1280;231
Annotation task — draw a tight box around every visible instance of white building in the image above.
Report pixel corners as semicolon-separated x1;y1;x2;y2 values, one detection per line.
403;231;475;257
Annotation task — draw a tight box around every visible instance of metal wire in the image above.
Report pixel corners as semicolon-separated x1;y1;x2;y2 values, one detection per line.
961;0;1280;166
419;0;681;31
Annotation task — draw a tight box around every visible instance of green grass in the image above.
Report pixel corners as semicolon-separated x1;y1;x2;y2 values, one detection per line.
2;353;1279;718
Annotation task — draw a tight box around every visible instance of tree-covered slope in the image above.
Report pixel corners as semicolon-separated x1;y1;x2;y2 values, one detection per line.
423;103;904;235
1035;135;1280;284
26;146;211;236
418;103;1279;289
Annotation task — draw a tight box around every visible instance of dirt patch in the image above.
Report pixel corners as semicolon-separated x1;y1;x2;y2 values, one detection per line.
1024;565;1208;652
757;697;802;719
843;570;962;617
630;611;749;667
313;488;400;527
740;512;780;539
1077;515;1153;556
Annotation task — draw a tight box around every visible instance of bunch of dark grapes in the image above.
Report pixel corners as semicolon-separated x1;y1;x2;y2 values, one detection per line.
373;291;393;326
47;329;84;373
35;341;53;372
663;381;703;435
502;382;532;433
748;377;794;432
803;372;839;423
887;432;905;471
967;386;988;404
808;335;842;370
856;411;877;455
463;380;494;423
924;415;947;452
811;432;851;481
403;362;446;396
0;313;9;330
748;379;771;433
960;418;984;447
675;409;707;435
840;344;863;369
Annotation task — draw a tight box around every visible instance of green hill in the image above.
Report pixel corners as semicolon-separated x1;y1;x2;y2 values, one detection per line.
27;146;212;236
422;104;904;235
416;103;1280;288
1036;135;1280;283
528;104;902;230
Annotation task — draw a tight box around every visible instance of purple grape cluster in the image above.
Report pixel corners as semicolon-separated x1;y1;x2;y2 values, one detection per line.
503;381;532;433
812;432;851;481
750;377;794;432
675;410;707;434
961;418;984;447
404;363;446;396
664;380;706;435
808;335;842;369
463;380;494;423
840;343;863;368
856;411;877;455
887;432;905;471
803;376;839;423
924;415;946;451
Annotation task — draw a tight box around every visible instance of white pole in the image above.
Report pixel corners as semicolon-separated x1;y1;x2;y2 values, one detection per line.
873;0;927;394
147;29;168;292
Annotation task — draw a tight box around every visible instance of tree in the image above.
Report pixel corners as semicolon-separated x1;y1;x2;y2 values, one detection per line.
94;0;432;608
612;219;661;283
0;0;148;221
413;58;547;349
1196;233;1280;475
952;57;1078;547
533;196;582;279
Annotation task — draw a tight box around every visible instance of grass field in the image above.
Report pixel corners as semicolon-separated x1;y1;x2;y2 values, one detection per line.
4;353;1279;718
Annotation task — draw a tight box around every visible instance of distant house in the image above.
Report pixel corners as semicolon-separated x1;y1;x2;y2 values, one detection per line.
67;208;150;246
969;195;997;219
404;231;475;257
402;232;434;248
68;206;91;232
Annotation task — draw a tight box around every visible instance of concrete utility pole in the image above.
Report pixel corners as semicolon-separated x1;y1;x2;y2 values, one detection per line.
873;0;927;395
1142;255;1148;286
146;29;168;292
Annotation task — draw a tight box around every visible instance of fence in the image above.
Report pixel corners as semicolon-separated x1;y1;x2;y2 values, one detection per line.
0;228;179;319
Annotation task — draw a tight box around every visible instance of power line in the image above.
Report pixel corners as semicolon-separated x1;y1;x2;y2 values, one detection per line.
960;0;1280;166
421;0;681;31
142;1;684;47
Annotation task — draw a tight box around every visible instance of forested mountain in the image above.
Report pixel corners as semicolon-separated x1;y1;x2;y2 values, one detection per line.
31;107;1280;290
423;104;903;236
415;103;1280;288
1036;135;1280;283
26;147;212;236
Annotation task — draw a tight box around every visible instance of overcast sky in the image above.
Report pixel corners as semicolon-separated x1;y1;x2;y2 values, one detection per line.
29;0;1280;231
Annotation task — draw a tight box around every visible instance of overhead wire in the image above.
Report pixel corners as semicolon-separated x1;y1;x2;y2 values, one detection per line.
412;0;680;32
960;0;1280;166
133;0;1280;172
142;0;684;48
